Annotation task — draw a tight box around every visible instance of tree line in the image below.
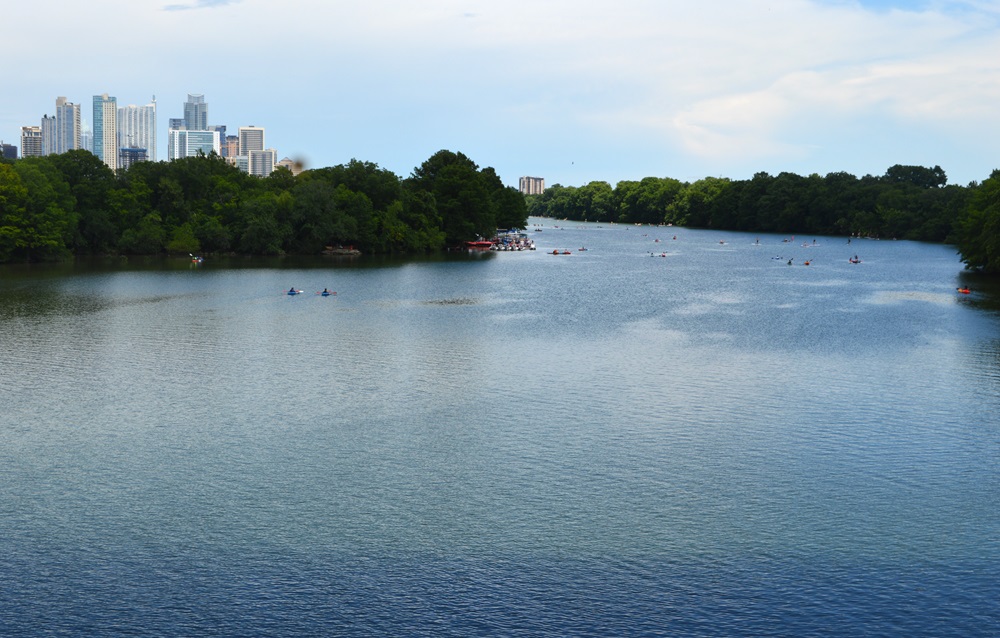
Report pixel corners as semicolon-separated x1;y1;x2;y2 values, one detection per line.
0;149;527;263
3;151;999;273
527;165;1000;274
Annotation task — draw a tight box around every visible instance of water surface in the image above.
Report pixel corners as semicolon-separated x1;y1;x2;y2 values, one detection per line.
1;222;998;636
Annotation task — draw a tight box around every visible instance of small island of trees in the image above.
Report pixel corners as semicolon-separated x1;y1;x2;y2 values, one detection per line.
0;149;526;263
1;150;999;274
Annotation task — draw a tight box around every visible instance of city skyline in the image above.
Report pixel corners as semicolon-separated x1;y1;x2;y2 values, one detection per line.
3;0;1000;188
12;91;281;176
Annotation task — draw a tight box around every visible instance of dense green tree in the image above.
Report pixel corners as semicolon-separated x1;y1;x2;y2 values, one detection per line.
47;150;116;253
956;170;1000;273
238;193;291;255
399;188;446;252
0;160;76;261
883;164;947;189
481;167;528;230
2;149;987;268
670;177;731;227
166;222;201;254
119;213;166;254
407;150;497;244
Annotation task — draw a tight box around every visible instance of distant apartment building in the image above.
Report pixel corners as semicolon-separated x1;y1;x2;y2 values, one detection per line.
55;97;81;154
117;97;157;163
167;129;220;160
519;176;545;195
249;148;277;177
231;154;249;173
238;126;265;156
93;93;118;169
1;142;17;160
221;135;239;159
20;126;43;158
41;114;57;156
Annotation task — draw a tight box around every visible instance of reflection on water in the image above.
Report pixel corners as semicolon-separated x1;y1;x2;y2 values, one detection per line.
0;222;998;636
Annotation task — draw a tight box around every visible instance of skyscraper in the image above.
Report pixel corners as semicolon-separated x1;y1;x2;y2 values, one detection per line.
221;134;239;159
81;126;93;154
519;176;545;195
118;97;157;162
248;148;277;177
20;126;43;158
41;114;57;156
183;94;208;131
55;97;81;154
238;126;265;156
167;129;220;160
93;93;118;170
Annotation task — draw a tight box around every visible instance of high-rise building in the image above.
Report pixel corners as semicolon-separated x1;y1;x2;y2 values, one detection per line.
55;97;81;154
20;126;43;158
80;126;93;154
93;93;118;170
207;125;227;150
117;97;157;163
41;115;57;156
238;126;265;156
519;176;545;195
183;94;208;131
1;142;17;160
248;148;277;177
221;135;239;159
232;154;249;173
167;129;220;160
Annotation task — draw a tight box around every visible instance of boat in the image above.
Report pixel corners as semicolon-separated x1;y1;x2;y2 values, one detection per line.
287;289;304;295
849;258;861;264
465;240;493;249
957;287;971;294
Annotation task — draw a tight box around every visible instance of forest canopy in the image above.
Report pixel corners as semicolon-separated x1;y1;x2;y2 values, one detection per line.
526;165;998;274
0;149;526;263
1;152;998;274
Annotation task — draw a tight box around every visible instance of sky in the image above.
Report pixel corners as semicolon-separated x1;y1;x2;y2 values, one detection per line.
4;0;999;188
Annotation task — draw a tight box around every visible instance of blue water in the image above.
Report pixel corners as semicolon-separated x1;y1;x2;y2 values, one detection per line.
1;221;998;636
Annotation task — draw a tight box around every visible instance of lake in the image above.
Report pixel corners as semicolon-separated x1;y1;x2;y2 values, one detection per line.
1;220;998;636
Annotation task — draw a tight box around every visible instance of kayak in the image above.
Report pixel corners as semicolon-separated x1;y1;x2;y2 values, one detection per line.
287;290;304;295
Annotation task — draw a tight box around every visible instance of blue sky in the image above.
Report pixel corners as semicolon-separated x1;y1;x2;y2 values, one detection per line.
4;0;999;188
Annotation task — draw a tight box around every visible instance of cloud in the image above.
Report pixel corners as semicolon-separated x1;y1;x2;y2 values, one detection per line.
164;0;240;11
5;0;1000;185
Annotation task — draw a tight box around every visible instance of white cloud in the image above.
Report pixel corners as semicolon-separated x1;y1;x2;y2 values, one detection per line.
163;0;240;11
3;0;999;184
